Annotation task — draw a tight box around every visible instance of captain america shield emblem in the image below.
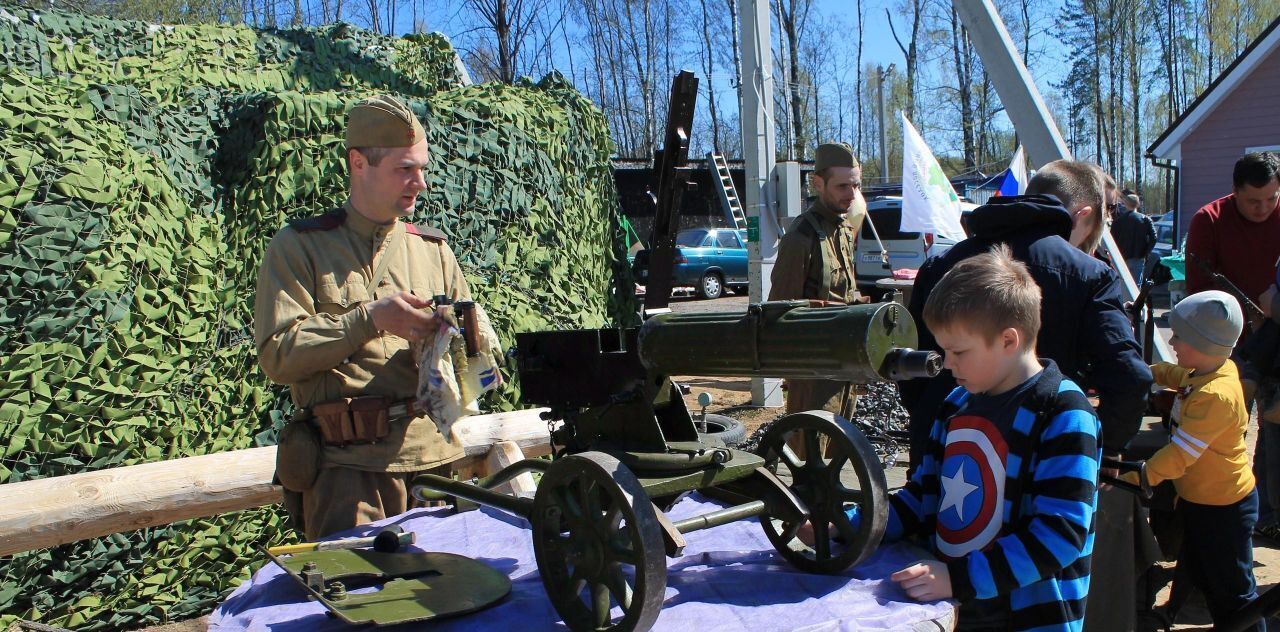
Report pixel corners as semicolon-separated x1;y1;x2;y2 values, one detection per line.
935;415;1008;560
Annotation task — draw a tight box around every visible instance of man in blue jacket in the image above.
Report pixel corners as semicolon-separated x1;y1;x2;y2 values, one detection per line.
1110;190;1157;283
903;159;1150;465
900;159;1154;631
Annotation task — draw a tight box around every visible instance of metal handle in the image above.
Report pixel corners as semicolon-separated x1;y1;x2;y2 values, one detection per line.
456;301;481;357
1099;457;1152;500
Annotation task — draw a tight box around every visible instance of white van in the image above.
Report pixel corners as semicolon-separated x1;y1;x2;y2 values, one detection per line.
853;196;970;298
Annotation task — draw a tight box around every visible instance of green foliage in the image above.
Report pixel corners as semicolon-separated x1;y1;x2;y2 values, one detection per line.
0;4;632;628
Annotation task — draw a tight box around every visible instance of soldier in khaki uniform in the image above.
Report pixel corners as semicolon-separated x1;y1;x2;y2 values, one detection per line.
255;95;470;540
769;143;868;419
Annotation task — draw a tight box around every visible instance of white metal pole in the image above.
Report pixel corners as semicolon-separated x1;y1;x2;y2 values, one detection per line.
877;66;888;184
740;0;783;407
951;0;1067;168
952;0;1167;362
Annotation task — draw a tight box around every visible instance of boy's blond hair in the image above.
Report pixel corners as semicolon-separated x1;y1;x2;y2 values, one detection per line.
923;244;1042;344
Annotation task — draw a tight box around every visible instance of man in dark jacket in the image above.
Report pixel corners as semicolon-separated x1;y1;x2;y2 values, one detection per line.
901;159;1154;630
1110;190;1157;283
903;161;1151;462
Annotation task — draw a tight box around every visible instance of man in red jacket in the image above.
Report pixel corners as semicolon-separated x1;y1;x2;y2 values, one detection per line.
1185;150;1280;537
1186;152;1280;301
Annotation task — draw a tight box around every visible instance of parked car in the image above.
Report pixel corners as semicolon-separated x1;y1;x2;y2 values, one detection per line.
853;196;964;297
1151;212;1175;261
632;228;748;299
1141;212;1178;294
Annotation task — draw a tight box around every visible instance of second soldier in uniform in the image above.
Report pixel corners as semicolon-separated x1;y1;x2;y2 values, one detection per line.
769;142;868;418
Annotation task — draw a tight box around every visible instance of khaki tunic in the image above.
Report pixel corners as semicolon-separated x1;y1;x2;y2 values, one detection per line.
769;198;863;417
769;199;862;305
254;200;469;473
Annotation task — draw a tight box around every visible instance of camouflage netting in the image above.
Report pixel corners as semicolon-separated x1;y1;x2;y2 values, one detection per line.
0;4;634;628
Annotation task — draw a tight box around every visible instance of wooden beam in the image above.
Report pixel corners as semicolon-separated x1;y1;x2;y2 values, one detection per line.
0;447;280;557
0;408;550;557
454;408;554;459
483;441;539;497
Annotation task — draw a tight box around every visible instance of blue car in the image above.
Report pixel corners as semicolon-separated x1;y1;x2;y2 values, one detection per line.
632;228;749;299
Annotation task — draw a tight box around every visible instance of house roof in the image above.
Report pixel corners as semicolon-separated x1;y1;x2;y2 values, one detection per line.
1147;15;1280;161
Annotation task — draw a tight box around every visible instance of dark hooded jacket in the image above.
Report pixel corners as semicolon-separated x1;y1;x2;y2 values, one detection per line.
901;195;1153;464
1110;207;1156;261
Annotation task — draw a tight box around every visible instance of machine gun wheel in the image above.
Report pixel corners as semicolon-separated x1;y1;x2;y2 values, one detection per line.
755;411;889;573
531;452;667;632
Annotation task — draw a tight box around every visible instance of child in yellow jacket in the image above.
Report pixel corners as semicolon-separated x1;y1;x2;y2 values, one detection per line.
1127;290;1261;630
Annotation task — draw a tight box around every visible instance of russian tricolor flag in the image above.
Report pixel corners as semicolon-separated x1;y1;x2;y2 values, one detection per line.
993;146;1028;197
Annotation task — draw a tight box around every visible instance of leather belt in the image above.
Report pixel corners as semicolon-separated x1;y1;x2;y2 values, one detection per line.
387;398;425;421
308;396;423;446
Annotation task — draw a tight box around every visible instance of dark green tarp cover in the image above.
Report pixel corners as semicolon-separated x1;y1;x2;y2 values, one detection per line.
0;4;633;628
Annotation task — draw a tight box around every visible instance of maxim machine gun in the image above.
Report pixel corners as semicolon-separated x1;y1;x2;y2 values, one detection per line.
411;71;941;631
412;303;941;631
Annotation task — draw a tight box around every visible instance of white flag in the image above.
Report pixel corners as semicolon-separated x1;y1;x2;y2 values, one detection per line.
900;113;965;241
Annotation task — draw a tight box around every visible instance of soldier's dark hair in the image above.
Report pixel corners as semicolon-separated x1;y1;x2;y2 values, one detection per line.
351;146;392;167
1233;152;1280;190
923;243;1042;344
810;165;862;187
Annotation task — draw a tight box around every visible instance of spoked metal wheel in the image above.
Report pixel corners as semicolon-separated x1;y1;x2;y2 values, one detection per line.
531;452;667;632
755;411;888;573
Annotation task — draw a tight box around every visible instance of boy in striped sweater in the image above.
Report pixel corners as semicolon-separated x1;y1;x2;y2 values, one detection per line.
860;245;1102;630
1122;290;1261;631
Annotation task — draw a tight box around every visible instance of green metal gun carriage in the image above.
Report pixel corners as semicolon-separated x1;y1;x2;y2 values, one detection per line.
412;300;941;631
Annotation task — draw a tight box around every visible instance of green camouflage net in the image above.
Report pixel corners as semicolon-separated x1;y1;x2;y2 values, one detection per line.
0;4;633;628
0;6;462;102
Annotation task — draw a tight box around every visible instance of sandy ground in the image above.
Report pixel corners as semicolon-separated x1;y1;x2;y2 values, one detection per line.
131;294;1279;631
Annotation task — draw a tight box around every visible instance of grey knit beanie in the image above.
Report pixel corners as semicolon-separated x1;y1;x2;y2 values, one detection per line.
1169;290;1243;357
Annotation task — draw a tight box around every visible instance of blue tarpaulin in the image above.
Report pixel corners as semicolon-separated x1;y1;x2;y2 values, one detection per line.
211;493;955;631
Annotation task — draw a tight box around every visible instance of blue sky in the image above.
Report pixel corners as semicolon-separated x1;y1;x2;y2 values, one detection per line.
405;0;1067;85
398;0;1070;161
407;0;911;78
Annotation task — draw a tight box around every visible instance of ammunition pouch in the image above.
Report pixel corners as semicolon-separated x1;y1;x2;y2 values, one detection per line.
311;395;403;446
281;488;306;536
276;419;322;492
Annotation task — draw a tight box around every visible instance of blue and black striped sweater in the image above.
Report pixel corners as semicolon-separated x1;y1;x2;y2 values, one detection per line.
851;361;1101;631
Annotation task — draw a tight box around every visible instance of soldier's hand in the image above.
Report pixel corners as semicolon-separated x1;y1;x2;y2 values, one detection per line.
368;292;442;342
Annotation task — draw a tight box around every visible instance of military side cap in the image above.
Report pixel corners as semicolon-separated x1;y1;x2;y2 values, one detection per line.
346;94;426;149
814;143;857;171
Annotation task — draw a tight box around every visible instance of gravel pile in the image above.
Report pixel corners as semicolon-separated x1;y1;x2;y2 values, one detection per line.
856;381;913;433
739;381;912;461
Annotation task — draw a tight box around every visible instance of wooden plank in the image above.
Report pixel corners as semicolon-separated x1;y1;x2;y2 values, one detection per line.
454;408;554;459
483;441;538;497
0;408;552;557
